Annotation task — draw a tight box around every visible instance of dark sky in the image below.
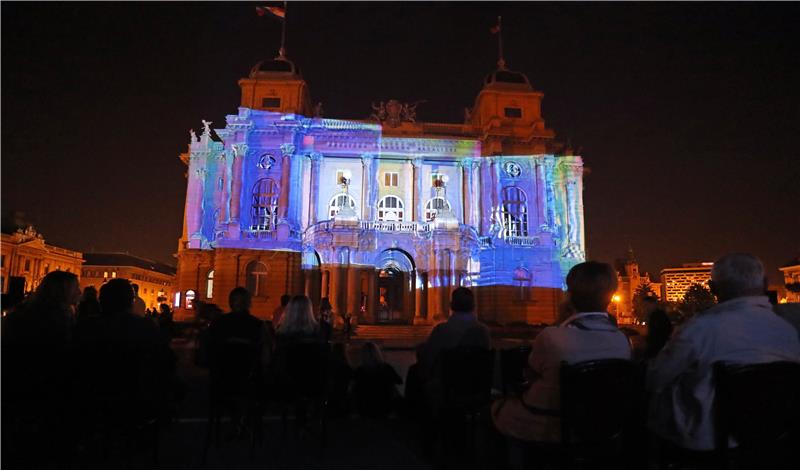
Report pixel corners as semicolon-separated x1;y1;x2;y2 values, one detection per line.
3;2;799;282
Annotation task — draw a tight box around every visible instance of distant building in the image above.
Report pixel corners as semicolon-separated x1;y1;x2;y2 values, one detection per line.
611;249;661;323
80;253;177;309
779;257;800;303
660;262;714;303
1;225;83;294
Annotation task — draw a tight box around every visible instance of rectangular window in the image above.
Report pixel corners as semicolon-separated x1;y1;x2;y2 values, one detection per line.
262;97;281;108
24;260;31;271
383;172;398;187
504;107;522;118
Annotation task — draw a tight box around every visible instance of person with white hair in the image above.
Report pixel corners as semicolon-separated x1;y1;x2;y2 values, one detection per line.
647;253;800;451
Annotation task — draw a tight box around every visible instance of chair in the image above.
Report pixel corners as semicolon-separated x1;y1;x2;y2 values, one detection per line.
559;358;640;467
437;347;495;466
272;341;330;448
203;339;263;464
713;361;800;470
500;345;532;395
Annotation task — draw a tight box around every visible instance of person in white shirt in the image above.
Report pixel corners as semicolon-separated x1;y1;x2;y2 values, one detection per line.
492;261;631;443
647;253;800;451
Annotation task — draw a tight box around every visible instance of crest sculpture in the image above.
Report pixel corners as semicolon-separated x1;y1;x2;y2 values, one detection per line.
370;99;425;128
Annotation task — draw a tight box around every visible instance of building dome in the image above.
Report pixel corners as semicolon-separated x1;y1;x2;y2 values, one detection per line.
249;57;302;79
482;67;532;91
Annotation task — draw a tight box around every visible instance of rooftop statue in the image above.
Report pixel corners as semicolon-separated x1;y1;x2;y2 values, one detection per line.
370;99;425;128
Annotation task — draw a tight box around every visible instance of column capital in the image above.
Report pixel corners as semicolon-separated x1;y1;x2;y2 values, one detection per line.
412;157;424;168
361;153;376;165
280;143;296;158
457;157;473;168
231;143;248;159
308;152;324;163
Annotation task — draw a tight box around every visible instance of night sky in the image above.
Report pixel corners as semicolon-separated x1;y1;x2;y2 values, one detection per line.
3;2;798;282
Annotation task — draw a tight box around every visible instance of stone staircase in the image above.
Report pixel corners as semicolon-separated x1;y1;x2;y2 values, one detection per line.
349;324;434;348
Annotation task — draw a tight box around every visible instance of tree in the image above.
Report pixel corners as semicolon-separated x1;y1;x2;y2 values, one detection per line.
632;281;657;322
680;283;716;318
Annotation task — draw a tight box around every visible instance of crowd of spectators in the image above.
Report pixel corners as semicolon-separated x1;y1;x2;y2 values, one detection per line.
3;252;799;469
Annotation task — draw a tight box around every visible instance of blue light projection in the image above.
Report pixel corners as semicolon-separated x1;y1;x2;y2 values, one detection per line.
183;107;585;292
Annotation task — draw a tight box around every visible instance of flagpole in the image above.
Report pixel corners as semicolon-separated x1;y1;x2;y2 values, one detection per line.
279;1;288;59
497;15;505;70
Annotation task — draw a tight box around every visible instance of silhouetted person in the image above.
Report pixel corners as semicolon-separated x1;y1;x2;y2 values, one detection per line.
492;261;630;445
272;294;291;328
158;302;174;343
2;271;82;467
354;342;402;418
76;285;101;323
132;283;146;317
642;296;672;360
73;278;178;437
648;253;800;451
275;295;321;344
207;287;265;437
415;287;490;381
327;342;354;417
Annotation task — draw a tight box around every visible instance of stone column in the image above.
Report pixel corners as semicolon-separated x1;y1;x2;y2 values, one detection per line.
462;158;473;226
229;144;247;224
361;154;376;221
479;159;493;235
544;156;557;233
366;269;377;324
535;159;548;230
413;270;425;324
307;152;323;226
277;144;295;221
215;152;228;226
186;156;207;243
413;158;424;223
471;160;481;229
347;266;360;320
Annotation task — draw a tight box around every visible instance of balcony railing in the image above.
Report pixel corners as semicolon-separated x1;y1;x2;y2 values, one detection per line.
503;236;540;247
360;220;430;233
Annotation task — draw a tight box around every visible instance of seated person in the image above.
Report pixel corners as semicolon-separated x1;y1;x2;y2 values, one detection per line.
271;294;291;329
353;342;402;418
415;287;491;381
207;287;265;436
406;287;490;417
642;296;672;361
275;295;321;344
492;261;631;443
647;253;800;451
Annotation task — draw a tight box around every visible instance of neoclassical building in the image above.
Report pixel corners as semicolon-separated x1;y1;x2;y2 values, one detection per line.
174;55;586;324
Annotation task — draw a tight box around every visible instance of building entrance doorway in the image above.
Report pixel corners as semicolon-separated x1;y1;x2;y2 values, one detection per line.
374;249;415;324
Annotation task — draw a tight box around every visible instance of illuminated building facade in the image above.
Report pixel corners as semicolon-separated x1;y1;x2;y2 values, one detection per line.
779;258;800;303
660;262;714;303
174;56;586;324
0;225;84;294
80;253;176;309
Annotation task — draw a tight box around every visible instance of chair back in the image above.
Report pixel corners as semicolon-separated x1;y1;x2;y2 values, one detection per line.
560;359;638;445
440;347;494;410
210;339;260;400
275;341;330;399
713;361;800;450
500;346;532;393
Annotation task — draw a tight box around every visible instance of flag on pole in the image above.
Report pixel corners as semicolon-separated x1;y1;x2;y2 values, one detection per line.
256;5;286;19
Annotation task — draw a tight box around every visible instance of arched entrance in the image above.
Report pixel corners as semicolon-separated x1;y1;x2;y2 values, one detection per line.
375;249;415;324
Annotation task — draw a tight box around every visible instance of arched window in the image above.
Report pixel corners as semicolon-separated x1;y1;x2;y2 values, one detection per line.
251;178;279;231
206;270;214;299
377;195;404;221
501;186;529;237
424;197;451;222
328;193;356;218
245;261;269;297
